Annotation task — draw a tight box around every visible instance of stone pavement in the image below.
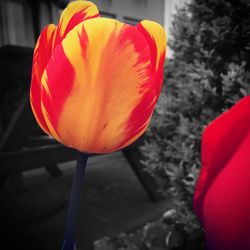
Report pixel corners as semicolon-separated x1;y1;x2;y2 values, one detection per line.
0;152;171;250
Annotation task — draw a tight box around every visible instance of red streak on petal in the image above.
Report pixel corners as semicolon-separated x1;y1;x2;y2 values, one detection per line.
136;23;165;99
78;24;89;61
117;25;156;148
55;10;100;47
136;23;157;71
155;53;165;97
30;25;56;134
41;43;75;136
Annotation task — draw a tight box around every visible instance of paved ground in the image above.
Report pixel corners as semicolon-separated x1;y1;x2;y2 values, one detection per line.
0;152;171;250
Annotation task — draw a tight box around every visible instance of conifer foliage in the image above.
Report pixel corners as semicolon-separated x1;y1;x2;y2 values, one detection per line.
141;0;250;236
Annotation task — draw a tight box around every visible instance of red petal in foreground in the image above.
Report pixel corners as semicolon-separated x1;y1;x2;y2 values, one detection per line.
194;95;250;250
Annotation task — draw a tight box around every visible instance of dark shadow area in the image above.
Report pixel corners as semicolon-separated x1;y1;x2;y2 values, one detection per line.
0;153;170;250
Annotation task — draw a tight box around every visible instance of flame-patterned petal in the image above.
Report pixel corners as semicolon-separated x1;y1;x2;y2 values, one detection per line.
137;20;167;97
31;1;100;135
41;18;157;153
30;24;56;135
54;0;100;46
30;1;167;154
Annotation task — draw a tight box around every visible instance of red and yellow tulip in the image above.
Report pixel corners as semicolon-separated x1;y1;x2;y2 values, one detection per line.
30;0;167;154
194;95;250;250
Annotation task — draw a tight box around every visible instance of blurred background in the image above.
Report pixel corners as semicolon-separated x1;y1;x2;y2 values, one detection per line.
0;0;249;250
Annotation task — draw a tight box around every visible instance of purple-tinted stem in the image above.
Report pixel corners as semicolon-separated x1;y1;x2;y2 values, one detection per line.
62;152;88;250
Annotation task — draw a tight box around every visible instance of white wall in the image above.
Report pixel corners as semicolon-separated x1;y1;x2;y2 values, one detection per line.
164;0;188;57
90;0;165;25
0;0;187;49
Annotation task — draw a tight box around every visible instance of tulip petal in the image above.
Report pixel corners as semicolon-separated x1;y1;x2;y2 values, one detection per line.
41;17;156;153
194;96;250;249
54;0;100;46
194;96;250;222
30;24;56;135
137;20;167;97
